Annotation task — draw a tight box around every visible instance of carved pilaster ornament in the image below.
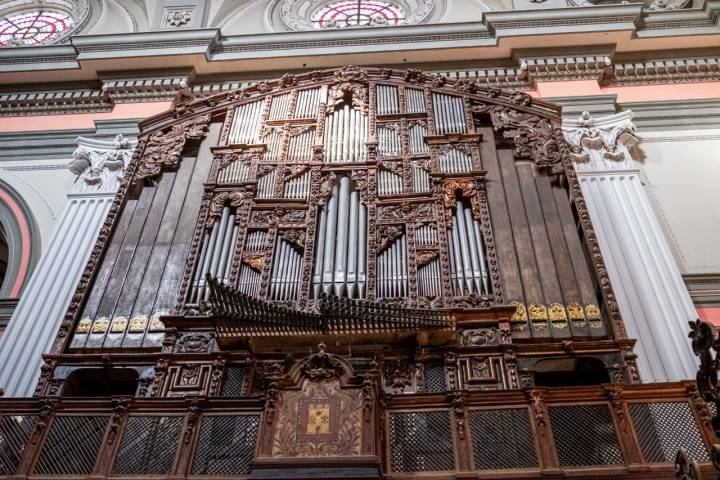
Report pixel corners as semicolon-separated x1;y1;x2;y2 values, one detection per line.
69;135;135;194
562;110;640;172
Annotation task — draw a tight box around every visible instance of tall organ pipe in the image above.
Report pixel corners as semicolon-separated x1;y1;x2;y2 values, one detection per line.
418;259;441;297
447;201;491;296
406;89;426;113
229;100;263;144
313;176;367;298
377;85;399;114
295;88;321;118
189;207;238;303
324;105;368;163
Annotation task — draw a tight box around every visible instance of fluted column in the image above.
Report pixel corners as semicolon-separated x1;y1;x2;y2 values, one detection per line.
564;111;696;382
0;134;134;397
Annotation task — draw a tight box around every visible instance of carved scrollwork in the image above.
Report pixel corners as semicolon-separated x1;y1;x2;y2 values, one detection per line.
207;191;247;227
137;113;210;181
377;225;404;253
458;328;501;346
442;179;482;221
378;202;433;222
300;343;345;379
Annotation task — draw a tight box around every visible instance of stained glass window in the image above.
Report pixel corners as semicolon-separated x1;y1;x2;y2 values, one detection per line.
311;1;406;29
0;10;74;47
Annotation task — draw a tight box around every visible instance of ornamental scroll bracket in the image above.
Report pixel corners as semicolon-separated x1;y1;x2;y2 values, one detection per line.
293;343;354;383
471;101;564;174
442;178;484;222
136;113;211;181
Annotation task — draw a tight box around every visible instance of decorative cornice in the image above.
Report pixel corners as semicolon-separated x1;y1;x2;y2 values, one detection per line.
0;89;112;116
606;56;720;85
100;73;191;103
562;110;640;172
69;135;136;194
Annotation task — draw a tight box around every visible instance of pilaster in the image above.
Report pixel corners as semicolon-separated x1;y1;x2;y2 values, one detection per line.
0;134;135;397
563;111;697;382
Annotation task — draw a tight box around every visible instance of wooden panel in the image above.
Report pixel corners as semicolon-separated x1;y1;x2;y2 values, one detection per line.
80;196;138;320
535;175;587;336
111;170;176;319
497;151;543;305
92;185;158;321
129;154;197;318
152;122;221;313
478;128;524;306
516;163;563;306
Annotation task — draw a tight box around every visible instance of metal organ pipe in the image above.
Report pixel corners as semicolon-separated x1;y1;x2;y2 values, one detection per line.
295;88;321;118
378;126;401;157
378;170;403;196
313;176;367;298
432;94;467;135
411;162;430;193
256;170;277;199
418;259;441;297
287;127;315;162
447;201;491;296
229;100;263;144
406;88;426;113
268;93;291;120
218;159;251;184
440;148;473;173
415;225;438;245
323;106;368;163
270;237;303;301
377;85;399;115
189;206;238;302
237;231;266;297
284;171;310;199
377;233;408;298
409;124;429;155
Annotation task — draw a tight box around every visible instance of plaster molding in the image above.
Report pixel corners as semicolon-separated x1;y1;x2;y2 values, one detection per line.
562;110;640;172
69;134;135;194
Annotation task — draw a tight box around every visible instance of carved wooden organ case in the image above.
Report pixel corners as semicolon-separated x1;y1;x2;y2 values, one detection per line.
38;67;641;474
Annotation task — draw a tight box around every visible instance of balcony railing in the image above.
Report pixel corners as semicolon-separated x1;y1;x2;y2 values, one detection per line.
0;382;715;479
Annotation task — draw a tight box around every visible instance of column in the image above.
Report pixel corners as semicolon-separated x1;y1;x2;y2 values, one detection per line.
563;111;697;382
0;134;134;397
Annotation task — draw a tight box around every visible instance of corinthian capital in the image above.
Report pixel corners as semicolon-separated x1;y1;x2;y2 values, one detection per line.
562;110;640;172
69;134;135;194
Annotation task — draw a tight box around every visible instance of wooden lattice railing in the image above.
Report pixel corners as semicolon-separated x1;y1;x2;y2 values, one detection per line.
0;383;716;479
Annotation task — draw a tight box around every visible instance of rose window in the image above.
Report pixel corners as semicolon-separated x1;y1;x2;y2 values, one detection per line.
311;1;406;28
0;10;74;47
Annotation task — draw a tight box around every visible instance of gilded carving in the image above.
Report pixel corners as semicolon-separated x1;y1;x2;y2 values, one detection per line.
585;304;601;320
566;303;585;320
416;250;438;267
548;303;567;321
528;303;548;321
442;179;482;220
76;318;91;334
128;315;148;332
110;317;128;333
92;318;109;333
511;302;528;321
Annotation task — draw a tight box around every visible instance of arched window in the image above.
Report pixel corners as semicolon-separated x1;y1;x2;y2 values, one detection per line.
0;0;89;47
0;183;39;300
311;1;407;28
275;0;439;31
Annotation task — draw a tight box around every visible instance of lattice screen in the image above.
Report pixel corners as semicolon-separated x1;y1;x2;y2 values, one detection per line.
33;415;108;475
469;408;538;470
548;404;623;467
220;366;246;397
629;402;709;463
423;361;447;393
112;416;183;475
191;414;260;475
0;415;37;475
389;410;455;472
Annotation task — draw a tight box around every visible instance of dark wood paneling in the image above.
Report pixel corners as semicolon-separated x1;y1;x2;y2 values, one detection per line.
516;163;563;306
129;155;197;318
111;170;176;319
479;128;524;306
497;151;543;306
92;185;157;321
152;122;221;313
80;196;138;320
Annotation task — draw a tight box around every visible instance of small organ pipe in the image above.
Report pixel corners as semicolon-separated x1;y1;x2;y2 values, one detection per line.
230;101;263;144
463;207;483;293
347;191;360;298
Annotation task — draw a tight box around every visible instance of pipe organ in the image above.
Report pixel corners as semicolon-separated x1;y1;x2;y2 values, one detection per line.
183;71;508;311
